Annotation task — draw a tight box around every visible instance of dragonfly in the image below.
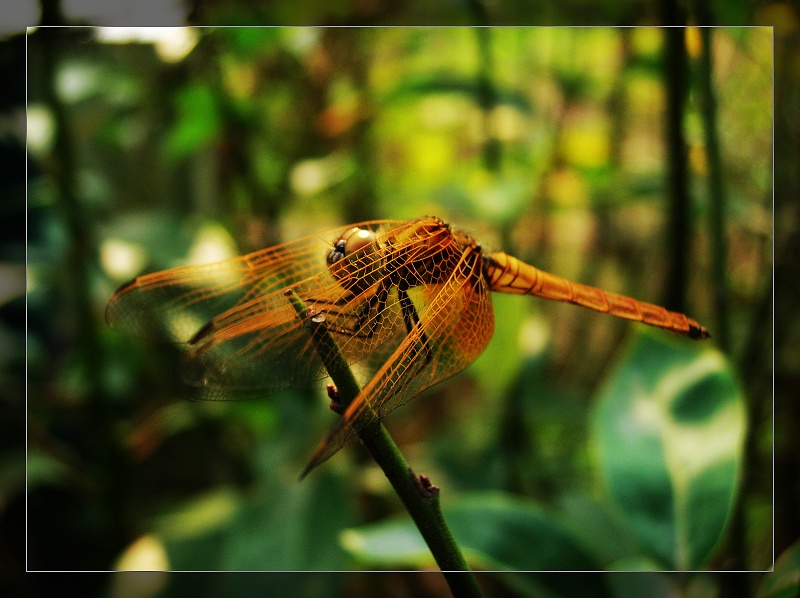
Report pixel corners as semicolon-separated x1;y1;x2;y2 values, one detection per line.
107;216;709;475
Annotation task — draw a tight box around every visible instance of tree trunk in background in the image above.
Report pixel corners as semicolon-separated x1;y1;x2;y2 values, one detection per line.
660;2;690;315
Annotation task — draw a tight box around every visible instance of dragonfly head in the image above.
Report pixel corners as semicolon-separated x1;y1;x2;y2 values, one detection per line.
327;227;375;264
327;226;380;291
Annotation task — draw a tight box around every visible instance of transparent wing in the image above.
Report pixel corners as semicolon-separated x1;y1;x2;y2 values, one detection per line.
106;219;406;343
182;266;407;399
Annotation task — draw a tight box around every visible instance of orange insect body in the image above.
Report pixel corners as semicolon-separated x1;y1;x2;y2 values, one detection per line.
107;216;709;474
483;251;708;339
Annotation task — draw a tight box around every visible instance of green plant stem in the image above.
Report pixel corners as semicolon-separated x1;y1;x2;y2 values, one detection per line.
286;290;483;598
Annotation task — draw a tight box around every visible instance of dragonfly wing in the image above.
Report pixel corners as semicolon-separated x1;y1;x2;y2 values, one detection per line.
106;220;406;343
180;286;324;399
182;269;409;399
301;245;495;475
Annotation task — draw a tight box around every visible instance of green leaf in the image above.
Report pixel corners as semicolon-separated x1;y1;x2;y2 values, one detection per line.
757;540;800;598
154;487;241;541
344;491;610;596
221;471;354;570
556;493;641;566
591;330;746;569
343;491;597;571
341;518;434;568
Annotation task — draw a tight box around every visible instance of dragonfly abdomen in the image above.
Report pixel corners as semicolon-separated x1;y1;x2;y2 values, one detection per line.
484;252;709;339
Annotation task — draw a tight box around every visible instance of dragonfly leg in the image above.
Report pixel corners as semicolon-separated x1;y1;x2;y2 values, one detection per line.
398;281;433;366
304;284;387;339
356;279;389;338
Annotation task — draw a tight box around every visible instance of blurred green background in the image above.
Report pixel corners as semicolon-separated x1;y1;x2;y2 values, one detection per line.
4;2;796;597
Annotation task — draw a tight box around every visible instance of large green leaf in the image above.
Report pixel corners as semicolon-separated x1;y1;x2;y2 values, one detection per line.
343;491;608;596
591;330;746;569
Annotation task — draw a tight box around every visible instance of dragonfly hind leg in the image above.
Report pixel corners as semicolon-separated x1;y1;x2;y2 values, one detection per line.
398;281;433;366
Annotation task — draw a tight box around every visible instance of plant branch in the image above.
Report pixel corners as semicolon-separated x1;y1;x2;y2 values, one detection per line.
285;290;483;598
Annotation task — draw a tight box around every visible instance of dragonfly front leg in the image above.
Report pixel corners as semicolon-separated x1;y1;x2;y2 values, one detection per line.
304;279;389;339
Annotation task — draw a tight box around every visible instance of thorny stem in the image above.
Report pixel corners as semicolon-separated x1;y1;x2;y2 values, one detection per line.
285;290;483;598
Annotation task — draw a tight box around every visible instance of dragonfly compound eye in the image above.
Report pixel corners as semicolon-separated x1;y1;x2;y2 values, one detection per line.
327;227;380;292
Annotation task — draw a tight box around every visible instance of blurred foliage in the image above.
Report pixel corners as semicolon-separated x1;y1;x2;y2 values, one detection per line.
2;2;792;597
756;539;800;598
